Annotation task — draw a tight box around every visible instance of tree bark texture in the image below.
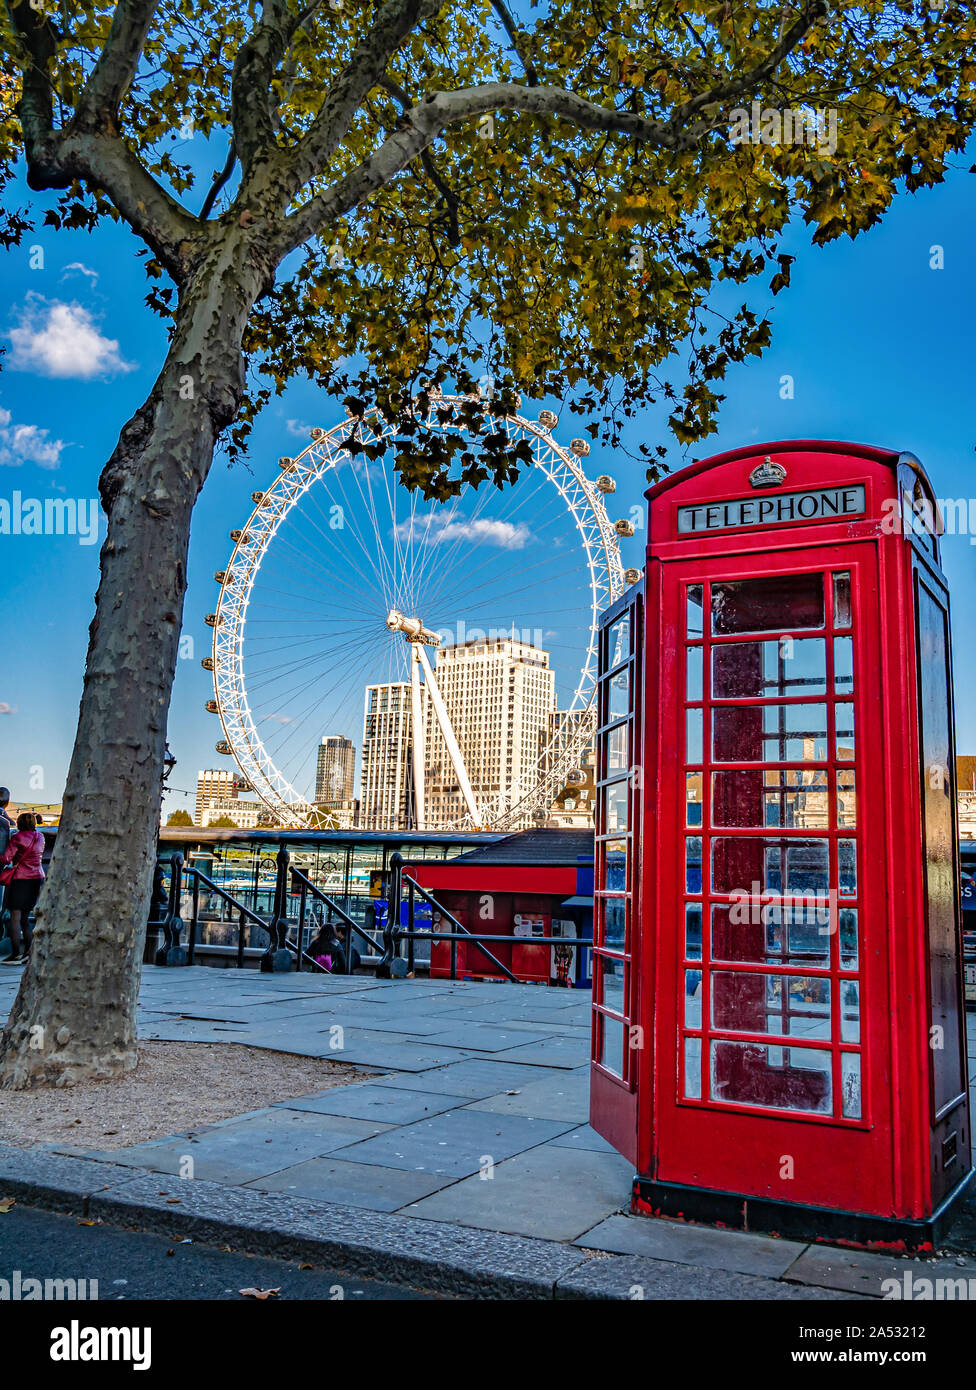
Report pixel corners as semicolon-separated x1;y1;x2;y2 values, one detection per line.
0;237;267;1087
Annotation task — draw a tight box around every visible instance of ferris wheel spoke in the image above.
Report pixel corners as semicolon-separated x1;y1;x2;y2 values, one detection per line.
325;438;398;611
258;645;378;767
247;629;378;692
352;421;404;608
416;496;571;616
285;489;390;607
262;527;385;613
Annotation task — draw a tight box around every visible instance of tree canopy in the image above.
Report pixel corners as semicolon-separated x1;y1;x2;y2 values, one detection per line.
5;0;974;494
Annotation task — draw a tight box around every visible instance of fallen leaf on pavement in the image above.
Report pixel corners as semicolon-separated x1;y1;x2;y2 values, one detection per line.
239;1288;281;1300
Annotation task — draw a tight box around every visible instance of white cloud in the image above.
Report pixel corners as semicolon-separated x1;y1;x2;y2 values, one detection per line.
7;294;135;379
0;406;67;469
286;419;312;438
61;262;99;287
396;515;531;550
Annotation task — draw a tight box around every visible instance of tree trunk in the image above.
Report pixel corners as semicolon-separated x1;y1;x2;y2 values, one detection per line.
0;238;266;1088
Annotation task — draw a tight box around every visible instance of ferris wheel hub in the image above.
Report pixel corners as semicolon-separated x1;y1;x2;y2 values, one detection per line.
385;609;441;646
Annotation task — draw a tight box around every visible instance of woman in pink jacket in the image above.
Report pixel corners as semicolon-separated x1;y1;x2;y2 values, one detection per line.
1;812;45;965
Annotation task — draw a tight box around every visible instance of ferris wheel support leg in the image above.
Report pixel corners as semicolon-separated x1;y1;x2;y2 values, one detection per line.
410;645;426;831
416;643;482;825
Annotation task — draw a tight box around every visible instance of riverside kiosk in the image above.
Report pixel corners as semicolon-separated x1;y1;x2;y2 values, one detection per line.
590;439;973;1249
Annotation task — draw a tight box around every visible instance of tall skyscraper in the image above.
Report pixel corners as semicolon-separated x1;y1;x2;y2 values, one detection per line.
194;769;265;827
195;769;237;826
360;683;413;830
315;735;355;808
424;636;556;827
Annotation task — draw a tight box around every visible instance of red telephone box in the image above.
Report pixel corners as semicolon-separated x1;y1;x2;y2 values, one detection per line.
591;439;973;1250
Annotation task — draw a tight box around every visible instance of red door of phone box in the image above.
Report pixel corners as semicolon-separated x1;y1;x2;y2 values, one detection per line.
589;439;973;1250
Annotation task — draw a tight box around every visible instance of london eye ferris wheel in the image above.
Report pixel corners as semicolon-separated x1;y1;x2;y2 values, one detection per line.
203;394;640;832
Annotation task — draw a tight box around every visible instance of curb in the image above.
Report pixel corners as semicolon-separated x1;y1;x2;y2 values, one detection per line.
0;1143;852;1301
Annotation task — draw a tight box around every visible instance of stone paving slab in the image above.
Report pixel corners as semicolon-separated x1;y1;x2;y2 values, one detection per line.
372;1058;563;1098
422;1024;555;1052
783;1245;976;1297
403;1142;634;1241
79;1111;391;1184
332;1108;576;1177
548;1124;619;1153
280;1083;464;1125
575;1212;806;1279
245;1155;456;1211
466;1067;590;1122
555;1254;862;1301
490;1036;590;1068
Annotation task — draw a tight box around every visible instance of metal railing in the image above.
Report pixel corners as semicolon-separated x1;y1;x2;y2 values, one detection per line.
289;865;383;973
377;853;593;983
148;849;379;974
149;848;593;985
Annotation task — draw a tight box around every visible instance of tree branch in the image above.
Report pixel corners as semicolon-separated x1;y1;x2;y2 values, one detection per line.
72;0;162;134
278;0;826;261
60;133;202;279
380;75;460;244
230;0;302;175
200;137;238;219
668;0;827;130
488;0;539;86
286;0;446;195
7;0;67;187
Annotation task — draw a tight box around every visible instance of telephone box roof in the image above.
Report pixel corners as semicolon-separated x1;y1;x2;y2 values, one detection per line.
645;438;923;501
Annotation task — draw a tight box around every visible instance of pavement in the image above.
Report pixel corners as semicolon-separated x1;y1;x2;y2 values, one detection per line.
2;964;976;1301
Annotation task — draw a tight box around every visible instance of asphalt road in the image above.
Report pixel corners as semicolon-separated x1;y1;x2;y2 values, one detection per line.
0;1204;439;1301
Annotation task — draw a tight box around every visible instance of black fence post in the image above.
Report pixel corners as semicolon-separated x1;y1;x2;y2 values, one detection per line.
261;846;293;972
377;852;407;978
144;857;169;965
154;854;188;966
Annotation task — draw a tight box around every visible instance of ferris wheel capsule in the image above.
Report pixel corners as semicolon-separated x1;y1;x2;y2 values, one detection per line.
278;456;296;471
310;427;326;439
201;658;215;671
214;570;226;584
538;410;558;430
205;700;219;713
624;567;643;586
570;438;590;457
615;519;636;537
229;529;249;543
251;491;265;504
596;475;616;493
205;613;223;627
215;741;232;755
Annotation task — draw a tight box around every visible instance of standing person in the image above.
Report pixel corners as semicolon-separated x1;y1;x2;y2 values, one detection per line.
0;812;45;965
0;788;14;942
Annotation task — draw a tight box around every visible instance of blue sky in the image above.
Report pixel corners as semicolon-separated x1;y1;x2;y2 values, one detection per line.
0;145;974;816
